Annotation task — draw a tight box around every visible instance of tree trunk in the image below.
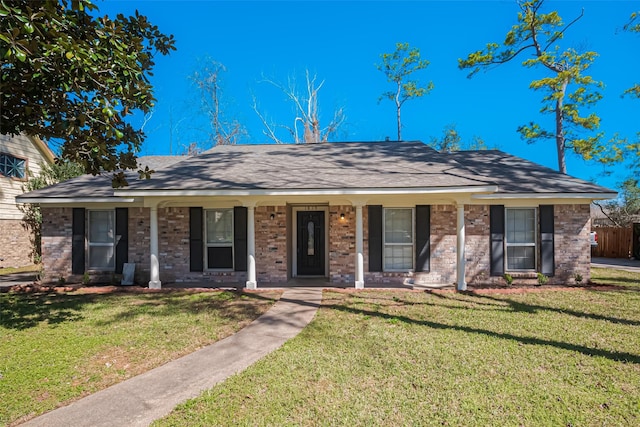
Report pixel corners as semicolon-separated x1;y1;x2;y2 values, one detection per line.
555;80;568;174
395;81;402;141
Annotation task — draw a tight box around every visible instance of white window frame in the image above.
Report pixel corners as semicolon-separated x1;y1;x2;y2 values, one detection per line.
87;209;116;271
383;207;415;272
505;207;537;272
205;208;234;270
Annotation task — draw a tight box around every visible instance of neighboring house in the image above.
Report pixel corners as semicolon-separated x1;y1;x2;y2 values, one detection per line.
17;141;616;288
0;133;55;268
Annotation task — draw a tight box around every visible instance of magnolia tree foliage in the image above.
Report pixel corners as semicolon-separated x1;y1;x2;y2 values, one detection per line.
458;0;621;174
0;0;175;187
377;42;433;141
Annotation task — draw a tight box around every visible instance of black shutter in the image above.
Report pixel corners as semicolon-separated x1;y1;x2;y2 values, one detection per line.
490;205;505;276
115;208;128;274
72;208;85;274
368;205;383;272
189;207;203;272
415;205;431;272
539;205;555;276
234;206;248;272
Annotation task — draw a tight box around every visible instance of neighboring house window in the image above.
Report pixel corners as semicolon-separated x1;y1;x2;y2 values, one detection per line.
88;210;115;270
0;153;26;179
383;208;414;271
205;208;234;269
505;208;536;270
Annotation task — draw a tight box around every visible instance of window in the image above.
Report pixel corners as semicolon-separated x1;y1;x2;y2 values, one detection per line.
505;208;536;270
88;210;115;270
0;153;26;179
383;208;414;271
205;208;234;269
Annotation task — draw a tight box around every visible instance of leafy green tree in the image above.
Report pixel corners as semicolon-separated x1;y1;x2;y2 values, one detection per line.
623;11;639;98
377;42;433;141
595;178;640;228
459;0;618;174
1;0;175;187
20;160;85;262
428;124;488;153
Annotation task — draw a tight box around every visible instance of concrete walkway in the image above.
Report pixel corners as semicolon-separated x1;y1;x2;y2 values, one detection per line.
592;257;640;273
21;287;323;427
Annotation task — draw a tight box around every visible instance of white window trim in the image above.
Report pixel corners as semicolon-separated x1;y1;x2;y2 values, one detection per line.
505;207;537;272
0;152;28;180
204;208;234;271
383;207;415;272
87;209;116;271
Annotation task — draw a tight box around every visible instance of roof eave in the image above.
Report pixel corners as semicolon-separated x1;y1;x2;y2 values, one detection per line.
113;185;500;198
16;197;137;204
472;192;618;200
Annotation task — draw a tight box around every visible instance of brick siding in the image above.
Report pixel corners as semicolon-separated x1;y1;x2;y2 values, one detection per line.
41;207;73;282
39;203;593;287
0;219;34;268
255;206;288;282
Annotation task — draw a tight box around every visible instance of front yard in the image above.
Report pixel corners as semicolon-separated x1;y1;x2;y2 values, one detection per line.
156;268;640;426
0;288;282;426
1;267;638;426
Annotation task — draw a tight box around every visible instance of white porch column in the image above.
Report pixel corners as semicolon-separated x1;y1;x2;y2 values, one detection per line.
246;205;257;289
355;204;364;289
149;205;161;289
456;204;467;291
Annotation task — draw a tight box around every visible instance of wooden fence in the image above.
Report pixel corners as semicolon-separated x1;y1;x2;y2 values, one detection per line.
591;227;633;258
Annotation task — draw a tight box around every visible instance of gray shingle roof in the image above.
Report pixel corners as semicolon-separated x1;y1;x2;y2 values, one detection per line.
17;141;614;201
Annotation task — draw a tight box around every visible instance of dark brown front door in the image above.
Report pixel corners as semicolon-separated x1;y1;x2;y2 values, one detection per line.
297;211;325;276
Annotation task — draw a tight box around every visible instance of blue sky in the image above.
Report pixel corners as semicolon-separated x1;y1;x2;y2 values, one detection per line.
100;0;639;191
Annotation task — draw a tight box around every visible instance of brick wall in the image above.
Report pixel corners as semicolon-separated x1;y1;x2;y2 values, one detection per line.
0;219;33;268
553;204;591;284
255;206;287;282
38;203;593;287
329;205;355;283
128;207;150;283
41;207;73;282
414;204;457;285
464;205;491;284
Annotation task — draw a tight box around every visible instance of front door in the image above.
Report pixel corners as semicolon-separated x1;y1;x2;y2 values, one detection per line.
297;211;325;276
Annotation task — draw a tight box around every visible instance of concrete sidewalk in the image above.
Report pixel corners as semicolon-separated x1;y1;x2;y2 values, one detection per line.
21;287;323;427
592;257;640;273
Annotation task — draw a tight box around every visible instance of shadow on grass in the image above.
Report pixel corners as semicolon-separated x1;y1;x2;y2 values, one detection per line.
0;292;90;330
394;289;640;326
468;293;640;327
0;290;279;331
323;294;640;364
591;276;640;287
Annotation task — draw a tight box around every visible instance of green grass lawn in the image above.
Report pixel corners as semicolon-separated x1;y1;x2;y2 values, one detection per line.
0;288;281;426
156;270;640;427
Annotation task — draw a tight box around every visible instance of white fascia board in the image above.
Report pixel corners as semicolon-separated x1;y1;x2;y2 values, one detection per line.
114;185;499;198
16;197;137;204
472;192;617;200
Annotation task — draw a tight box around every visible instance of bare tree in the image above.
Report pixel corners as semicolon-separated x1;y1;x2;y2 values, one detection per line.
191;59;246;146
253;70;346;144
